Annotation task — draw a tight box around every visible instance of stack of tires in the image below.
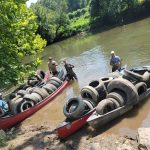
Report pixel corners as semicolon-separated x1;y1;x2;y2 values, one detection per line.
63;78;112;120
9;77;63;115
95;78;142;115
123;69;150;87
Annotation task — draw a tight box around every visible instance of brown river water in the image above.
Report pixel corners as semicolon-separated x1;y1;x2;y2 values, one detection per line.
22;18;150;136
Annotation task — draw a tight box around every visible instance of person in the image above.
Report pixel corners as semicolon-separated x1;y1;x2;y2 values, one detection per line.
51;61;59;76
110;51;121;72
63;60;78;80
0;93;9;117
48;57;53;74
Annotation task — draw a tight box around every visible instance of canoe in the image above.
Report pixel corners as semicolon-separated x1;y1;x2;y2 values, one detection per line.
0;80;69;130
56;66;150;139
57;108;95;139
87;88;150;128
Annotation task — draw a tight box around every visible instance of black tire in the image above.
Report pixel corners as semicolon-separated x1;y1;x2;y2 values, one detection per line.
89;79;107;101
107;92;125;106
63;97;85;120
96;99;115;115
17;90;28;97
28;79;39;86
99;77;113;88
51;77;62;84
11;97;23;114
83;99;94;111
49;80;60;88
107;78;139;105
107;98;121;108
26;87;33;94
135;82;147;96
32;87;49;99
80;86;99;104
43;84;57;94
20;100;34;112
23;93;42;104
124;69;143;81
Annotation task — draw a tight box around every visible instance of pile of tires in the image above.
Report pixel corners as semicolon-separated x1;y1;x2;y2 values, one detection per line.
9;76;63;115
96;78;140;115
123;69;150;86
63;97;95;120
80;79;107;107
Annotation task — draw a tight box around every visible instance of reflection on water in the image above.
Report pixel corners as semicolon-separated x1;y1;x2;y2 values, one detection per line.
22;18;150;136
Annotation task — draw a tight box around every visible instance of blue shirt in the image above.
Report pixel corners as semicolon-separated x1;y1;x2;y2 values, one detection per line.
110;55;121;65
0;99;8;112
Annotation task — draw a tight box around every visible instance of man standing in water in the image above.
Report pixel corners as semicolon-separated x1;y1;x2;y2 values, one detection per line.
110;51;121;72
63;60;78;80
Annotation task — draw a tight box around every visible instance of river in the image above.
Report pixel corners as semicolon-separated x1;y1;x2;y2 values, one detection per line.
22;18;150;137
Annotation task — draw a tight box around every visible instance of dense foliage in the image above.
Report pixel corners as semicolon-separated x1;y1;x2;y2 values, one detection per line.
0;0;46;88
90;0;150;28
31;0;150;44
31;0;90;44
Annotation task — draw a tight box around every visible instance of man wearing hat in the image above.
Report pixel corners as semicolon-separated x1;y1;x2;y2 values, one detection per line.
0;93;9;117
51;61;59;76
110;51;121;72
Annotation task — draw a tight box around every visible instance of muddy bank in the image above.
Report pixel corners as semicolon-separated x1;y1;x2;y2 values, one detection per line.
1;123;140;150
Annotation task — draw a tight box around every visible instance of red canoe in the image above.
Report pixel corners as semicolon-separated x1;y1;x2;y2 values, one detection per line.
56;108;95;139
0;80;69;130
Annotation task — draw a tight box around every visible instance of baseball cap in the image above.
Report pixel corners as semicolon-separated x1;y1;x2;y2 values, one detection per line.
111;51;115;54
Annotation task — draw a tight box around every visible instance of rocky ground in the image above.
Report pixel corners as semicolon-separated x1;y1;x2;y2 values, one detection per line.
0;122;144;150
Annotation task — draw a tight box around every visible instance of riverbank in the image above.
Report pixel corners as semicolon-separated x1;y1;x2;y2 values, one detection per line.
0;123;139;150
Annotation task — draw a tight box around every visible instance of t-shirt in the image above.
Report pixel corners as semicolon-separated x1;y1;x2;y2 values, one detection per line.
0;99;8;112
110;55;121;65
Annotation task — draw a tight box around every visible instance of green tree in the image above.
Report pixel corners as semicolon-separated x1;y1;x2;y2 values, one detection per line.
0;0;46;88
31;0;69;43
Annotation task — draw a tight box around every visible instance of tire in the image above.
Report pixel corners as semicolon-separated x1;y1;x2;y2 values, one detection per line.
28;80;39;86
89;79;107;101
23;93;42;104
32;87;49;99
11;97;23;114
80;86;99;104
43;84;57;94
9;95;21;109
26;87;33;94
20;100;34;112
96;99;115;115
135;82;147;96
99;77;113;88
17;90;28;97
83;99;94;111
49;80;60;88
51;77;62;84
107;98;121;108
63;97;85;120
124;69;143;81
142;71;150;82
108;72;121;78
107;78;139;105
107;92;125;106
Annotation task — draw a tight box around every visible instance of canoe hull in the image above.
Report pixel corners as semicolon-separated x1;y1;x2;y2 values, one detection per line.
57;109;95;139
0;80;69;130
